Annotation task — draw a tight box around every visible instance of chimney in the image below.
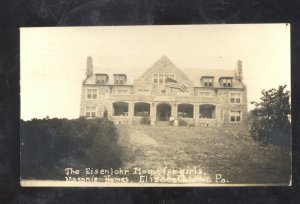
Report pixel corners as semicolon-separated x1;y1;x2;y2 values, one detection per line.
235;60;243;81
85;56;93;77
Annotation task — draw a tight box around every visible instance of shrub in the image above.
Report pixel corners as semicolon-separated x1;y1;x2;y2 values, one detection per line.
140;117;151;125
20;117;121;180
249;85;291;150
178;119;187;126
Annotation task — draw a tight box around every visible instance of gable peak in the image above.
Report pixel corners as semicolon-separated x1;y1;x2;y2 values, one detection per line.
159;55;172;62
151;55;176;68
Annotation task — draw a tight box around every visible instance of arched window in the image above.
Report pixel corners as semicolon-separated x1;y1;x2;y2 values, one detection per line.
113;102;128;116
199;104;216;119
177;104;194;118
134;102;150;117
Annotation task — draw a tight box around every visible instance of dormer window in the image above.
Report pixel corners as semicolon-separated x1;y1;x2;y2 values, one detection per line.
220;77;233;87
95;74;108;84
114;74;127;85
201;76;214;86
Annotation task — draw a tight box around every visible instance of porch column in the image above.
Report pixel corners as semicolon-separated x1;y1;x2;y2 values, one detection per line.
150;102;156;125
194;104;199;125
172;103;178;118
110;102;114;118
128;102;134;124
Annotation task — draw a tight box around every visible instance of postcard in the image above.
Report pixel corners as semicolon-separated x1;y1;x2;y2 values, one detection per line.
20;24;291;187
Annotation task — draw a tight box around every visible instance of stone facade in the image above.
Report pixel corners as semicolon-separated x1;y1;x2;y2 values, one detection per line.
80;55;247;126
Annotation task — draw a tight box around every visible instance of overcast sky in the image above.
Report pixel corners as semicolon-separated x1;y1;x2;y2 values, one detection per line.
20;24;290;120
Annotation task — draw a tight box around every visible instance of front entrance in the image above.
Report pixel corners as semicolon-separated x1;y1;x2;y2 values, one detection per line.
156;103;171;121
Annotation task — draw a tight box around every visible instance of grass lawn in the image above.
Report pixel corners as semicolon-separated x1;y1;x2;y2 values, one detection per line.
117;125;291;185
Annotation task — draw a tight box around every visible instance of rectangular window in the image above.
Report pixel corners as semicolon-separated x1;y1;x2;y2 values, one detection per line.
164;74;169;83
153;74;158;83
222;78;232;87
230;110;241;122
138;89;149;92
96;79;105;84
86;106;97;118
116;89;129;95
230;93;241;103
198;91;211;97
138;89;149;95
114;75;126;84
95;75;108;84
159;74;164;83
203;77;213;86
153;74;175;84
87;89;97;99
161;90;166;94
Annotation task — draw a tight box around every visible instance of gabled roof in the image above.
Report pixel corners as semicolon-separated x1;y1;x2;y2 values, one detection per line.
149;55;180;71
133;55;194;87
83;55;245;89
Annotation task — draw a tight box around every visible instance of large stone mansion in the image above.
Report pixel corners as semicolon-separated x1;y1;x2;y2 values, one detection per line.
80;55;247;126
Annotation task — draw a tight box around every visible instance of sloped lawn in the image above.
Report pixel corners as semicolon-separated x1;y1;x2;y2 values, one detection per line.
117;125;291;185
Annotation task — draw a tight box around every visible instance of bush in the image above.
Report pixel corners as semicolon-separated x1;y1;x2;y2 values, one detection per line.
20;118;121;180
249;85;291;150
140;117;151;125
178;119;187;126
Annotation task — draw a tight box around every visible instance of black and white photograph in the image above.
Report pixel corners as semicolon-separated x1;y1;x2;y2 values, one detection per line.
20;24;291;187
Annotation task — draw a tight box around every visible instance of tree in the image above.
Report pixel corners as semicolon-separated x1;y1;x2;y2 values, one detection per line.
249;85;291;151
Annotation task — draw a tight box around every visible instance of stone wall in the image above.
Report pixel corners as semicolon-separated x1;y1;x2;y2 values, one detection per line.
80;85;247;127
217;89;248;124
133;57;194;97
80;71;247;126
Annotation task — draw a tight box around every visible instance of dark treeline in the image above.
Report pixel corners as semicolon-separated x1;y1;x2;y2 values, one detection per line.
20;117;121;180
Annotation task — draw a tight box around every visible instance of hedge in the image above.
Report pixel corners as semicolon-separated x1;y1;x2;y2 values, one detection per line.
20;117;121;180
